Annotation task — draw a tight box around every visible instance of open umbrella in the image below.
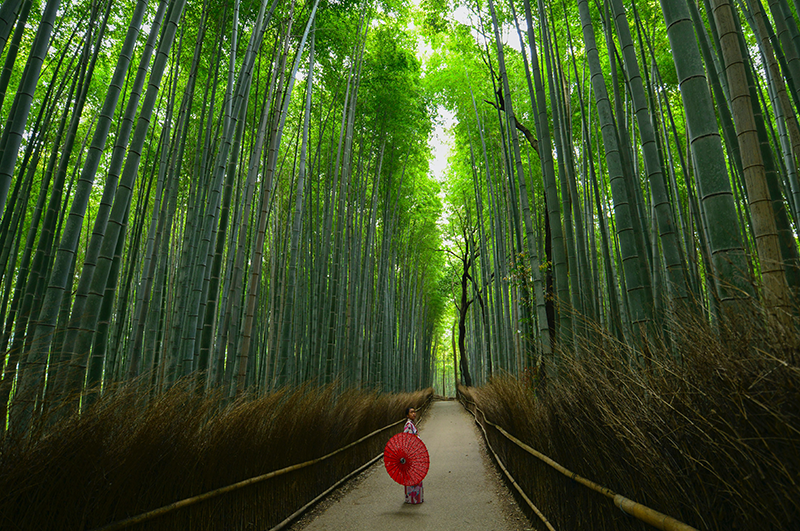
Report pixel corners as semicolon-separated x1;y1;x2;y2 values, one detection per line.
383;432;429;486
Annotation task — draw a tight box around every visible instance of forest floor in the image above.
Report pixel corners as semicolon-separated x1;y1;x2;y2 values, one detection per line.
289;399;533;531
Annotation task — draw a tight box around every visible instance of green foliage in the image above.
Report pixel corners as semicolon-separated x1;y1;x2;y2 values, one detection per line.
363;23;430;142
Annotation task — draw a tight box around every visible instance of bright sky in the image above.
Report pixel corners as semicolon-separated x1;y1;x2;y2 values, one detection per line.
429;106;455;182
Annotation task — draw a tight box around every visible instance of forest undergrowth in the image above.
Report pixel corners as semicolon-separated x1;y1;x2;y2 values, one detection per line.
462;311;800;530
0;381;432;531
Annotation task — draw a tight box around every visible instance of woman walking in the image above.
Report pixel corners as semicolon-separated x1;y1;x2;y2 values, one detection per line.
403;407;423;504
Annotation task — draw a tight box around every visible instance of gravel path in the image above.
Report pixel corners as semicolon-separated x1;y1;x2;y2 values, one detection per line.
289;400;533;531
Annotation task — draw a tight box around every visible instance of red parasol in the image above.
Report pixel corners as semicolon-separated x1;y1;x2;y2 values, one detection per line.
383;432;430;486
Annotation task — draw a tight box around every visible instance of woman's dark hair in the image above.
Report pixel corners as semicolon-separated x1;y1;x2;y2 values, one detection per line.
405;407;414;417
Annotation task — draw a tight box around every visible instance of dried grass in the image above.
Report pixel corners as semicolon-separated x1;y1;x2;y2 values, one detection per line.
0;380;433;531
462;312;800;530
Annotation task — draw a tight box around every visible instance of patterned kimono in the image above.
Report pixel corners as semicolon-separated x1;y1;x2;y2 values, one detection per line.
403;418;424;504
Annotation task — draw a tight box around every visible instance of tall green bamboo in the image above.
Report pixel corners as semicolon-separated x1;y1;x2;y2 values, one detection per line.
0;0;32;113
185;0;278;377
279;27;316;383
578;0;654;347
0;0;61;215
48;0;170;412
502;0;551;362
521;0;570;361
6;33;90;430
60;0;186;401
659;0;755;315
709;0;791;326
24;0;148;403
0;0;21;53
609;0;690;309
237;0;320;393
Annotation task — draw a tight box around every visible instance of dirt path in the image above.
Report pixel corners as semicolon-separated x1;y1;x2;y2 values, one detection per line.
292;400;532;531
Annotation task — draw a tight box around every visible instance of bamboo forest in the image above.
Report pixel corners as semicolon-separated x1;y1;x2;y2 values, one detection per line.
1;0;799;528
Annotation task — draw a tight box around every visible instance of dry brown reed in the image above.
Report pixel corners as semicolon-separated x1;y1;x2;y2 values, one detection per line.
0;379;432;531
461;311;800;530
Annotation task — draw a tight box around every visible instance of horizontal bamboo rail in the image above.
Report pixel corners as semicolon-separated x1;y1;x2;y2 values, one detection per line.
268;451;384;531
459;395;698;531
91;396;433;531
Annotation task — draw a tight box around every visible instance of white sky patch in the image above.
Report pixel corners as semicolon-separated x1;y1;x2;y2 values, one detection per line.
416;34;433;62
448;4;523;53
429;105;455;232
429;105;455;182
452;4;472;26
506;17;526;53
